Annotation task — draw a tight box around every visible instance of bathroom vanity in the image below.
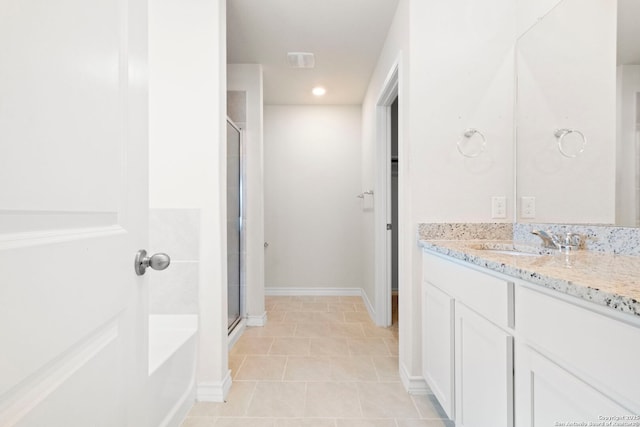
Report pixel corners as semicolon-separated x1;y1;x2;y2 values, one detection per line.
420;239;640;426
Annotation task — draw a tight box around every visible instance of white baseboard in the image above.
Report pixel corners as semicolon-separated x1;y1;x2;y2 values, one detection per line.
246;312;267;327
400;363;430;395
196;370;232;402
360;288;376;322
265;287;363;297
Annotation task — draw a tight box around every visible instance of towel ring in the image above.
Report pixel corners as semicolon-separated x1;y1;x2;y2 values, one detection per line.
555;129;586;158
457;129;486;158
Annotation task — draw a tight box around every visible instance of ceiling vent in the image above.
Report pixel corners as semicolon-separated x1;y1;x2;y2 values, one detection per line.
287;52;315;69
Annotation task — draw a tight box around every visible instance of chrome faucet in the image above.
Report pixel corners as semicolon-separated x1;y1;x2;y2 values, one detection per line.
531;230;581;251
531;230;560;249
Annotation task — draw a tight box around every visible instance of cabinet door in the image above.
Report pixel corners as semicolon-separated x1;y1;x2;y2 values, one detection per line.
455;303;513;427
422;282;455;419
515;344;633;427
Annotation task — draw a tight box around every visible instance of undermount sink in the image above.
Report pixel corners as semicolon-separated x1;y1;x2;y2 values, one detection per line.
469;243;549;257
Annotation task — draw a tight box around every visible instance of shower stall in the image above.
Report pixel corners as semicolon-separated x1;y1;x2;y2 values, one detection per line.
227;119;243;331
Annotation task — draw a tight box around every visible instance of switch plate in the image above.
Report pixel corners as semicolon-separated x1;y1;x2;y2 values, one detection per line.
521;196;536;219
491;196;507;219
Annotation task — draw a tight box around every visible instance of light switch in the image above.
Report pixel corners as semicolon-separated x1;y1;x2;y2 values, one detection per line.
521;196;536;219
491;196;506;219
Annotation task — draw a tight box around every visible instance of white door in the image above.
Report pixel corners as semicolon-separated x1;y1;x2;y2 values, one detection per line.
0;0;148;425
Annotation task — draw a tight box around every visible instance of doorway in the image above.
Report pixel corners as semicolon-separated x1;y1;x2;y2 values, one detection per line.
227;119;243;332
374;62;399;327
390;97;399;326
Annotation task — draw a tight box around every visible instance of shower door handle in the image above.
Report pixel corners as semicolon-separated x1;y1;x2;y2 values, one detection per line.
134;249;171;276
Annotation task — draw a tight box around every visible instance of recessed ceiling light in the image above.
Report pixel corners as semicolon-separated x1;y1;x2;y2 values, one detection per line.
312;87;326;96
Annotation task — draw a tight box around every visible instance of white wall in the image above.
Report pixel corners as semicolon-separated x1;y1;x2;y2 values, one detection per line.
362;0;516;390
227;64;266;324
616;65;640;226
264;106;364;292
149;0;229;401
516;0;616;224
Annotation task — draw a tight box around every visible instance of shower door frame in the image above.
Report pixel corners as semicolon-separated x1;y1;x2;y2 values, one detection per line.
227;118;245;333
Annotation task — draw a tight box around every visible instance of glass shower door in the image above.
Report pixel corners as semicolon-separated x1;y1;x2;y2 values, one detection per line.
227;119;242;331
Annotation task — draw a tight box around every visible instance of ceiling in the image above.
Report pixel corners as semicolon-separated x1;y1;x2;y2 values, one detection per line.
226;0;400;105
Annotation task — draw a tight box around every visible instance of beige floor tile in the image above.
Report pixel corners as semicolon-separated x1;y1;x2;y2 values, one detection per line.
372;356;400;381
344;311;375;323
354;304;369;312
312;311;345;323
309;337;350;356
267;311;287;322
348;338;391;356
357;382;420;418
295;322;333;338
328;303;356;312
272;301;304;311
246;381;306;417
396;420;454;427
384;338;399;356
284;311;316;323
305;382;362;418
329;323;365;338
339;296;363;303
284;356;333;380
411;394;449;419
302;302;329;311
275;419;336;427
187;402;223;417
214;381;257;417
289;296;317;303
180;417;217;427
251;321;296;337
336;419;395;427
214;418;275;427
269;337;311;355
229;354;245;379
231;336;274;355
362;325;396;338
234;356;287;380
328;356;378;381
312;296;341;303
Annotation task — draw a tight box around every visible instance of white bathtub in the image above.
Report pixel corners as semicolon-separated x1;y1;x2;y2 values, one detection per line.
147;315;198;427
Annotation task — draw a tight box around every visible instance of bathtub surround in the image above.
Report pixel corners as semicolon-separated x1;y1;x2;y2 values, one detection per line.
149;209;200;314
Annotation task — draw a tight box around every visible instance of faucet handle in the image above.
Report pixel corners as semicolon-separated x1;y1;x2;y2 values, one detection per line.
558;232;581;250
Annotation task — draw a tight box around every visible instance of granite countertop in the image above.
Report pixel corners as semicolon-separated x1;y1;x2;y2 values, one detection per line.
419;239;640;318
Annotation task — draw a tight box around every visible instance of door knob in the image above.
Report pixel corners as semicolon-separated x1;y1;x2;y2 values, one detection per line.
135;249;171;276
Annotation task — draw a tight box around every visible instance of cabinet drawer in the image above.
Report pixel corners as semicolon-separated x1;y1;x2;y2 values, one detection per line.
423;252;514;329
516;285;640;411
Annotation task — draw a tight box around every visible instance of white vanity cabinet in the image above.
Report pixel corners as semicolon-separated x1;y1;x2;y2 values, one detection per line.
421;249;640;427
421;282;455;418
514;285;640;424
422;252;515;427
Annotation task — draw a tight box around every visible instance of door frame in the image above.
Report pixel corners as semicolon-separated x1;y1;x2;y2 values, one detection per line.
375;60;400;327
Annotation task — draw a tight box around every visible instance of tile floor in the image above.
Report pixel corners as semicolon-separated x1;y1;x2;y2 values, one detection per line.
181;295;453;427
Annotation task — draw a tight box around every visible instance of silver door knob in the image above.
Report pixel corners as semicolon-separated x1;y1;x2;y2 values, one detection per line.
135;249;171;276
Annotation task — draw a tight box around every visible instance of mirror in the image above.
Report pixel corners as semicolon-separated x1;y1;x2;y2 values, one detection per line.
516;0;640;226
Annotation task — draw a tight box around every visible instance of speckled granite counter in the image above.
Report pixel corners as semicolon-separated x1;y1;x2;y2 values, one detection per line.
419;239;640;318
